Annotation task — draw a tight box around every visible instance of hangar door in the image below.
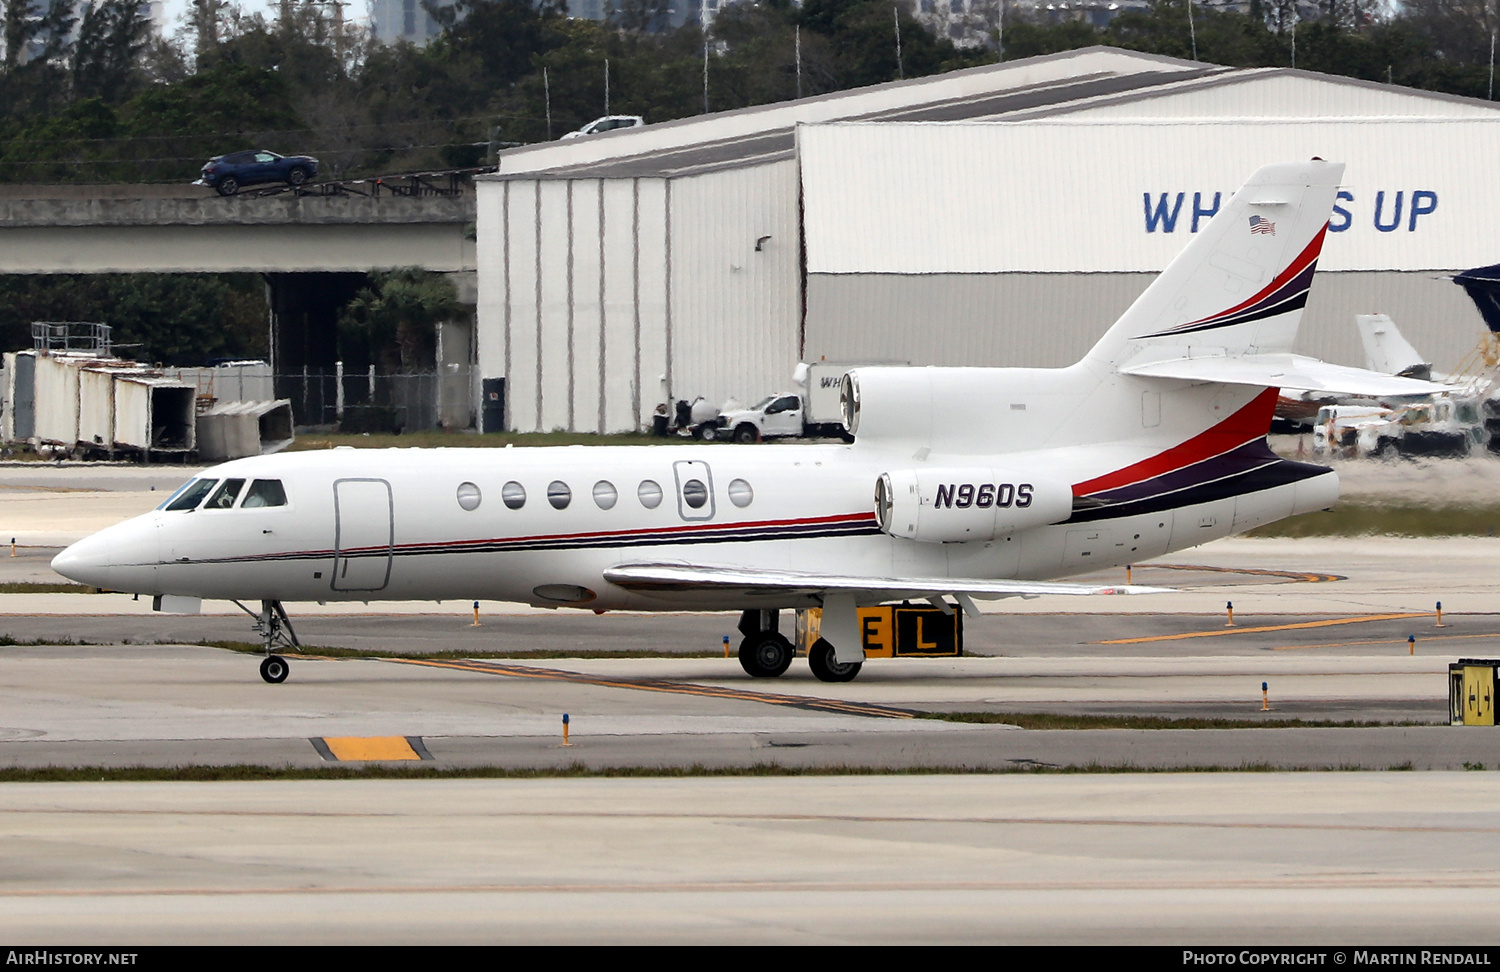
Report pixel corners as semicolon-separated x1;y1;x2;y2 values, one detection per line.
332;478;393;591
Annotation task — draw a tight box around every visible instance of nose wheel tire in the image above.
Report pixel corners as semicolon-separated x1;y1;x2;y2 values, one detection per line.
739;633;793;678
808;638;862;682
260;655;289;684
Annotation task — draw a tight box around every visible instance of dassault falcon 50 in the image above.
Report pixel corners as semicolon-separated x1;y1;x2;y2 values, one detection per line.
52;159;1439;684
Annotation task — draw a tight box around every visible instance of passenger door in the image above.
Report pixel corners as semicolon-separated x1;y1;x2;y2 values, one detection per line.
332;478;393;591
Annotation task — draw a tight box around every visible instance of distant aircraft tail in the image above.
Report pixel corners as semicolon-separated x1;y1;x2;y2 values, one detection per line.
1356;314;1431;379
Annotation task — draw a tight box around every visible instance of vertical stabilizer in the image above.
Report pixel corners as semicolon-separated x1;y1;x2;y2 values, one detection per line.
1087;160;1344;369
1356;314;1430;378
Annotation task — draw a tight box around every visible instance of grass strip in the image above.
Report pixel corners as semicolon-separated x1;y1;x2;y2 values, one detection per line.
0;582;97;594
0;761;1425;783
917;711;1440;729
1248;501;1500;538
0;635;93;646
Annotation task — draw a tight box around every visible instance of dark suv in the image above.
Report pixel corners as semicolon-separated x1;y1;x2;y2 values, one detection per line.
198;150;319;196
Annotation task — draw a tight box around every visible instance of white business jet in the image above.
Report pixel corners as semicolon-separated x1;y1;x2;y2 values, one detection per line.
53;160;1441;685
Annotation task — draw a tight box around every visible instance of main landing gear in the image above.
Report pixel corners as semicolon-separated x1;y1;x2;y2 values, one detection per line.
234;599;300;683
807;638;861;683
736;609;863;683
738;609;793;677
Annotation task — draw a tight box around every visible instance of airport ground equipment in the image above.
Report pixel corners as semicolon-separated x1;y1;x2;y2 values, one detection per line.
1450;660;1498;726
197;400;295;460
3;350;290;460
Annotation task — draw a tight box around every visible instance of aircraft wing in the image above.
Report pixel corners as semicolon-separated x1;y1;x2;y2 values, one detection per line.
1119;352;1451;397
603;563;1171;602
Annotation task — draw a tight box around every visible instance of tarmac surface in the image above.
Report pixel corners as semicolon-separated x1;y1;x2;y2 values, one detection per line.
7;458;1500;942
8;773;1500;945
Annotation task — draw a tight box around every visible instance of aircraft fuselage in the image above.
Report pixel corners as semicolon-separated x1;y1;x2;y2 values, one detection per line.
53;440;1336;612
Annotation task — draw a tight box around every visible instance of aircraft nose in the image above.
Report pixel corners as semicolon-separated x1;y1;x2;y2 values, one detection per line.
51;534;114;588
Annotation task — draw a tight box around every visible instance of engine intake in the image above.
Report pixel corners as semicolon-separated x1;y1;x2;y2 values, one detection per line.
875;467;1071;542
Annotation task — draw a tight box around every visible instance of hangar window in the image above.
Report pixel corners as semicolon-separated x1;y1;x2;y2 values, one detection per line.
548;480;572;510
456;482;482;511
638;480;663;509
502;481;526;510
593;480;618;510
728;478;753;508
164;478;216;511
205;479;246;510
241;479;287;508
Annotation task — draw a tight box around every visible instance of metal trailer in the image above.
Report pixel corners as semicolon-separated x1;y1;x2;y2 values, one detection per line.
4;352;35;443
196;399;295;461
113;375;196;458
78;365;151;455
32;352;100;448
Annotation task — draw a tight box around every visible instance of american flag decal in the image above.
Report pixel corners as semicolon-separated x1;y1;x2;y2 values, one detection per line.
1249;214;1276;235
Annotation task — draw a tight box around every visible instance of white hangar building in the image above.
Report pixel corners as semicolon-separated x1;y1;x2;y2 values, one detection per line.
475;46;1500;433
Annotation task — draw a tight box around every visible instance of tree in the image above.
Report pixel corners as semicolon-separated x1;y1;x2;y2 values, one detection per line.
338;269;460;373
0;273;269;364
72;0;151;103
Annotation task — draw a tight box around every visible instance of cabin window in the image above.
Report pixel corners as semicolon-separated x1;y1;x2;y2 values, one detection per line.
502;481;526;510
638;479;663;509
682;479;709;510
241;480;288;508
547;480;572;510
164;478;217;511
728;478;753;508
205;479;246;510
592;480;618;510
456;482;482;511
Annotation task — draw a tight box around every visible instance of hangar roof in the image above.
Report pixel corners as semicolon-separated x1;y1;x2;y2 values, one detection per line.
486;46;1500;183
488;47;1222;180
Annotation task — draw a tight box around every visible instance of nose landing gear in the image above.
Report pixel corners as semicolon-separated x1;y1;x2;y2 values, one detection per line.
234;599;301;683
259;655;290;683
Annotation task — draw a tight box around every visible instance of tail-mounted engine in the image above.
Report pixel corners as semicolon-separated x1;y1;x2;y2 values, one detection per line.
875;468;1071;543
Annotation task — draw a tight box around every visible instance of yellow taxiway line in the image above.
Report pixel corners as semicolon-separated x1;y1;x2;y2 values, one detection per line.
1097;612;1428;644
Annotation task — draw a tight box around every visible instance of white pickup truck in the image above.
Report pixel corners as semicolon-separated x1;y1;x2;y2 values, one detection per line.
711;363;859;443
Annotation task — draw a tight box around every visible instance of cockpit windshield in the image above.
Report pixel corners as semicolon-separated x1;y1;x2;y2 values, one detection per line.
162;478;217;512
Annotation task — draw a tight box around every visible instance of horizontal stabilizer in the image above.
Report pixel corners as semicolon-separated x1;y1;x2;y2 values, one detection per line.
1118;352;1451;398
604;563;1172;601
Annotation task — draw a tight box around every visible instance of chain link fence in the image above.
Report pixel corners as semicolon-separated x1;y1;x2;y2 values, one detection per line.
277;366;474;432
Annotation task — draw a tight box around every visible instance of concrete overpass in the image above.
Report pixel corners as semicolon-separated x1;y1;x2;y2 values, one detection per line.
0;183;476;274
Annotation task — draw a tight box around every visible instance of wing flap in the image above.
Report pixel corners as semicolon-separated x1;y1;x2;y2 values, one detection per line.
1119;352;1451;397
603;563;1171;600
